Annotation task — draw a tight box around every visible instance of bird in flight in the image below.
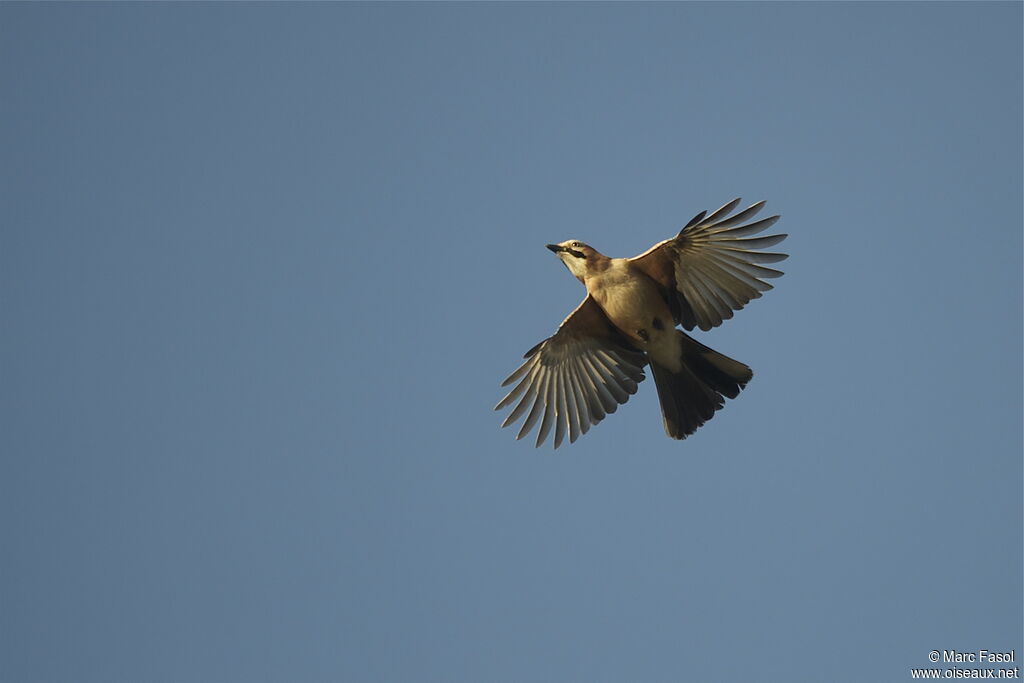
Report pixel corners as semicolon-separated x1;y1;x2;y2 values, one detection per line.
495;198;788;448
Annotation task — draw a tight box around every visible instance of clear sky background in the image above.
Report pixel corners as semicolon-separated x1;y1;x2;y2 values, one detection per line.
2;3;1021;682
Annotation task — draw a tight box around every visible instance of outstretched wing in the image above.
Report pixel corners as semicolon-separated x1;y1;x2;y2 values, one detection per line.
495;295;647;449
630;198;788;331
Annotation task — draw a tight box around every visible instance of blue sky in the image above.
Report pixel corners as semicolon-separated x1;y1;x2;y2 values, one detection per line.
2;3;1021;682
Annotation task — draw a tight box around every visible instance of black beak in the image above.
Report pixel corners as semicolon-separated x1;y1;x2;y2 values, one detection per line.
546;244;563;253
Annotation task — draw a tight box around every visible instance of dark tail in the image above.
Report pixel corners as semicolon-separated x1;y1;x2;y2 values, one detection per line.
649;332;753;440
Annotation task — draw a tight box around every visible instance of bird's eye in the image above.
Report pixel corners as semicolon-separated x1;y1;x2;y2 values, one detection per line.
572;242;582;248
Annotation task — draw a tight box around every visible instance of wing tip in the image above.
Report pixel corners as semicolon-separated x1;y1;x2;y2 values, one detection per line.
682;209;707;230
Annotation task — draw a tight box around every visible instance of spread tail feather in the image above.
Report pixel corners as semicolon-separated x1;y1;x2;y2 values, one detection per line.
649;332;753;440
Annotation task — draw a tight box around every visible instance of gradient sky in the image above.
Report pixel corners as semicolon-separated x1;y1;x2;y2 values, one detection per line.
2;3;1021;682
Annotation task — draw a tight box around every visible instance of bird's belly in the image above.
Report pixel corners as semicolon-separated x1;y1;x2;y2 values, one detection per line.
592;276;674;346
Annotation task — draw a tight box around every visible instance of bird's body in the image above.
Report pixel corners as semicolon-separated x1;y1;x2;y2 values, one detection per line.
496;198;788;448
585;259;681;370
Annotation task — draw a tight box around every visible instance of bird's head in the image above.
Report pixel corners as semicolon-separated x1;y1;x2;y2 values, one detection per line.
546;240;599;282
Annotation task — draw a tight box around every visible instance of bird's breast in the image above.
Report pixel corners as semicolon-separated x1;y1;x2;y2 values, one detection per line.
588;262;675;354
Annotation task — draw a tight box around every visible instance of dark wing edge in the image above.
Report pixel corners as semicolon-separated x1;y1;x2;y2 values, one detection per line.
630;198;788;332
495;296;647;449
